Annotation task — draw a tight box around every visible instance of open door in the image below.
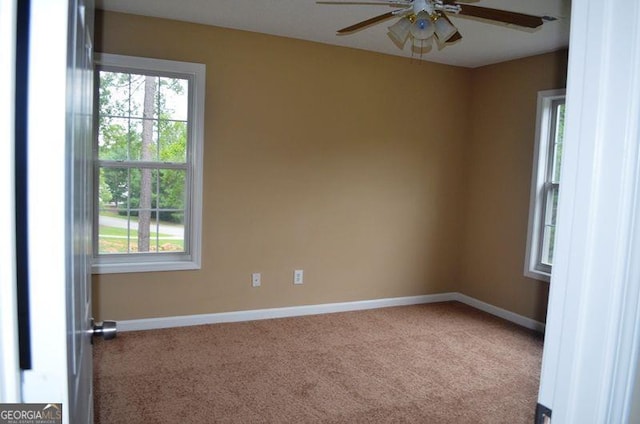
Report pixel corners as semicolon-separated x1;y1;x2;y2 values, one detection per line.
537;0;640;422
18;0;115;422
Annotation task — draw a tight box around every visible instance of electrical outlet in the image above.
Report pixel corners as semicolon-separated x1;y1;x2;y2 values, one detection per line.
252;273;261;287
293;269;304;285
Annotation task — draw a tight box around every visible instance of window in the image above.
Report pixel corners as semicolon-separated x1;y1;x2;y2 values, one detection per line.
92;54;205;274
525;89;566;282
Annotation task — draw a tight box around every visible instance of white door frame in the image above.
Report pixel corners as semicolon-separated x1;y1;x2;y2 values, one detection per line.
0;0;20;404
538;0;640;421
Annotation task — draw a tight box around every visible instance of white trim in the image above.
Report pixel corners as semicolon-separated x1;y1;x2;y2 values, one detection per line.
117;292;545;332
91;53;205;274
538;0;640;421
524;89;565;283
92;259;201;274
21;0;71;412
454;293;546;332
0;0;20;403
118;293;456;331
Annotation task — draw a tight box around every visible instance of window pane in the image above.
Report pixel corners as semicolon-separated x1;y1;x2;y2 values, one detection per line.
127;168;140;209
128;118;159;161
137;211;185;253
545;185;559;227
157;212;185;253
159;77;188;121
158;120;187;163
127;74;154;119
98;116;129;160
158;169;186;209
126;168;158;209
98;209;134;254
541;186;559;266
99;167;185;254
541;225;556;266
552;103;565;183
100;168;128;210
99;71;130;118
98;73;188;163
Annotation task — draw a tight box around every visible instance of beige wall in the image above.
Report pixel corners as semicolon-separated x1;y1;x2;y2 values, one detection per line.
92;11;472;320
93;12;568;323
460;51;568;323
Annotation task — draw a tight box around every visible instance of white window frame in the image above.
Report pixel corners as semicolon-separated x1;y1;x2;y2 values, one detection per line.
92;53;205;274
524;89;565;282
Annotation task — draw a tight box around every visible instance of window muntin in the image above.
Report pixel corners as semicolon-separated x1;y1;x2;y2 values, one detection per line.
525;90;566;281
93;54;204;274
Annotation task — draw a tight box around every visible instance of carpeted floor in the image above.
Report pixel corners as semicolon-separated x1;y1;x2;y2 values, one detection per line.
93;301;543;423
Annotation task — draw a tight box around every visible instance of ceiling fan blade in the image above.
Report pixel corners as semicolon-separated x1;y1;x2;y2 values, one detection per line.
439;14;462;43
455;4;544;28
337;11;398;33
447;31;462;43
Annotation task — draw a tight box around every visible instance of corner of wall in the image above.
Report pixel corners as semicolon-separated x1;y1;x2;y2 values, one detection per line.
457;51;568;323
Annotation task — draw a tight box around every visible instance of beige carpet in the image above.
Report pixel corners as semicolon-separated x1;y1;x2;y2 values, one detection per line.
93;301;543;423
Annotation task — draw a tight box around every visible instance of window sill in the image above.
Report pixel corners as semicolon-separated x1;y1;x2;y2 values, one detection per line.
92;258;200;275
524;268;551;283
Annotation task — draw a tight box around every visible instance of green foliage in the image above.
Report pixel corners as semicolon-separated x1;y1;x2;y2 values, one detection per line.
98;169;113;206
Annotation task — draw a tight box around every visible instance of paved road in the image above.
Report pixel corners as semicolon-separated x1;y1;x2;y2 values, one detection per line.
99;215;184;237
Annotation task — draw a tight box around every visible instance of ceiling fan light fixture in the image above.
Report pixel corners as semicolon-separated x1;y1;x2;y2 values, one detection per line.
388;17;412;46
412;35;432;55
433;13;457;42
409;11;435;40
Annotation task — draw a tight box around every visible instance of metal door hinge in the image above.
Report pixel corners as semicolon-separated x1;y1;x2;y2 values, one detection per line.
536;403;552;424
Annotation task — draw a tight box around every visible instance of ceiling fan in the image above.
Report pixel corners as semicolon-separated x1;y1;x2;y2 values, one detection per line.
318;0;555;51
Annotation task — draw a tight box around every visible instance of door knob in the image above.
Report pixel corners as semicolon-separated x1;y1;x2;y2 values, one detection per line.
91;319;117;340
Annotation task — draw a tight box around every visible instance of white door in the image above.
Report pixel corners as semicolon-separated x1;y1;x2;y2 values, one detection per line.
537;0;640;422
18;1;110;423
67;1;96;422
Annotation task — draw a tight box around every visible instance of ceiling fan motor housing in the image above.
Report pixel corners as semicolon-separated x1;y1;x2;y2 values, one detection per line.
413;0;433;15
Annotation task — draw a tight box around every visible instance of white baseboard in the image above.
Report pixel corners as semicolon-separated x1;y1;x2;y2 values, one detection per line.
453;293;546;332
117;292;545;333
117;293;456;331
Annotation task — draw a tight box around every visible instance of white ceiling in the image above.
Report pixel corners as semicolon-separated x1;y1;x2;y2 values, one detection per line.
95;0;571;68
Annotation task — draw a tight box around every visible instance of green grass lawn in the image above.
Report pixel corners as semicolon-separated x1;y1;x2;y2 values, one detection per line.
98;209;123;219
99;225;171;238
98;235;184;253
98;221;184;254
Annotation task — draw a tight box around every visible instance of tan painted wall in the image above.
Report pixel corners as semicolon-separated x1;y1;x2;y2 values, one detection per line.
460;51;568;323
92;11;472;320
